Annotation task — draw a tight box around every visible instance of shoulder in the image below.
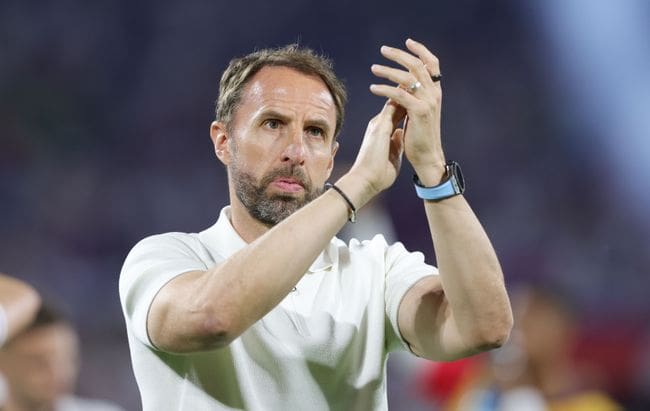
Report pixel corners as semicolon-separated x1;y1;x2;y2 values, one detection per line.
122;231;209;268
130;231;204;254
119;231;210;294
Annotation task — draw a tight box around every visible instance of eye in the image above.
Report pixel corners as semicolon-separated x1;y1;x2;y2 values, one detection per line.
306;126;324;138
263;119;281;129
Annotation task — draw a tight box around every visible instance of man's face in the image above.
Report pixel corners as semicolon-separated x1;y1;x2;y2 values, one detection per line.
215;66;339;226
0;323;79;408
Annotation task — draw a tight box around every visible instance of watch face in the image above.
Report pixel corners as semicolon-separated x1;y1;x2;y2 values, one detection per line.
449;161;465;192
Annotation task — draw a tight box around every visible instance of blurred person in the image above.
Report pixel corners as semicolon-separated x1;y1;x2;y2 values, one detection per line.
120;39;513;410
422;286;622;411
0;273;40;346
0;304;125;411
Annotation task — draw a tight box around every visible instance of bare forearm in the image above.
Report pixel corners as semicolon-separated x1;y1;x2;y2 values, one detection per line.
423;195;512;349
204;178;368;333
369;38;512;358
157;174;374;351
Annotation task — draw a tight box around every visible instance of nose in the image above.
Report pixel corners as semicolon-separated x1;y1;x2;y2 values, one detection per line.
281;127;306;165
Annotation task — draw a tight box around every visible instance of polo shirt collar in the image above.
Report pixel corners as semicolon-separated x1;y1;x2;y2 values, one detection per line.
198;206;247;260
199;206;336;273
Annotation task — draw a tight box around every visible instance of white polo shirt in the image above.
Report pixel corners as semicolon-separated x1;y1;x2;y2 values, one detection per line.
120;206;436;411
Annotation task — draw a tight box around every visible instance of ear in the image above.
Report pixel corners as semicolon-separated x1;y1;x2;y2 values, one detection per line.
325;141;339;179
210;121;231;165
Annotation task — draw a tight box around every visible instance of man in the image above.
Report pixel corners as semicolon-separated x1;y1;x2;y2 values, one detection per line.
0;305;125;411
0;273;40;347
120;39;513;410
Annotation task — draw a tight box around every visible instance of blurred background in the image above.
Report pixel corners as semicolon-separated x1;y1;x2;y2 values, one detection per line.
1;0;648;409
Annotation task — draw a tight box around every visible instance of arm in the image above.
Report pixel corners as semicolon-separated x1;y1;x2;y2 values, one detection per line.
370;39;513;361
0;273;41;344
147;103;406;353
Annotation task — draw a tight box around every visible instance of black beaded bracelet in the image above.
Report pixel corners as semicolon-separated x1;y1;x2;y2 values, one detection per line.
325;183;357;223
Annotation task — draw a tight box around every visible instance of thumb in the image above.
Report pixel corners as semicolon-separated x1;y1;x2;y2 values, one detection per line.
378;99;396;119
379;99;405;120
388;100;407;129
376;100;406;134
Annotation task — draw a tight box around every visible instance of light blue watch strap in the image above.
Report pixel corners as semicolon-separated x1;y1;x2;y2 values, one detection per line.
413;161;465;201
414;177;459;200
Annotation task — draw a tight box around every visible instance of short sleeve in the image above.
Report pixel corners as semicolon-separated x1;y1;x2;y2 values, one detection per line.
384;241;438;352
119;233;209;347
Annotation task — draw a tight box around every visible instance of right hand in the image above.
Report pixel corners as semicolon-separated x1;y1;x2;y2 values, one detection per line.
347;100;406;202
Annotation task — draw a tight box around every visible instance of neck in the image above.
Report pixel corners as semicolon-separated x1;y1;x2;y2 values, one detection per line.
228;198;272;244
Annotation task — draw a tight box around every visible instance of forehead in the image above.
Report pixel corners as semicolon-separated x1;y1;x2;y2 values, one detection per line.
238;66;336;121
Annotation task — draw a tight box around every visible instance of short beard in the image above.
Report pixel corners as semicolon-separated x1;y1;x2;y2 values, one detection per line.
230;162;323;227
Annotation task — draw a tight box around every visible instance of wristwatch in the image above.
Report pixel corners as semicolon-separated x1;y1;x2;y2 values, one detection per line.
413;161;465;201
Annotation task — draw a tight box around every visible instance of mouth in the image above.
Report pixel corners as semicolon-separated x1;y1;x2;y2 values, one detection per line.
271;177;305;193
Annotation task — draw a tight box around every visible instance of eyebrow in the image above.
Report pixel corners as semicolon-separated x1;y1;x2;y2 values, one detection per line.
256;109;291;124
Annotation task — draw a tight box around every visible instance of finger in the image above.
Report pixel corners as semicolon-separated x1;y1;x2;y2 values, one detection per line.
369;100;397;134
371;64;416;89
390;128;405;150
389;128;404;166
405;38;441;81
380;45;430;83
370;84;422;110
379;98;397;117
376;99;408;131
387;100;407;128
362;102;400;155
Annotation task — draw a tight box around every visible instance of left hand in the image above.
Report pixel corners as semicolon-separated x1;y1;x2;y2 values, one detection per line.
370;38;446;184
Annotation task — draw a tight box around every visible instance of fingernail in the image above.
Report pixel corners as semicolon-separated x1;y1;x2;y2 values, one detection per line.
380;45;389;52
